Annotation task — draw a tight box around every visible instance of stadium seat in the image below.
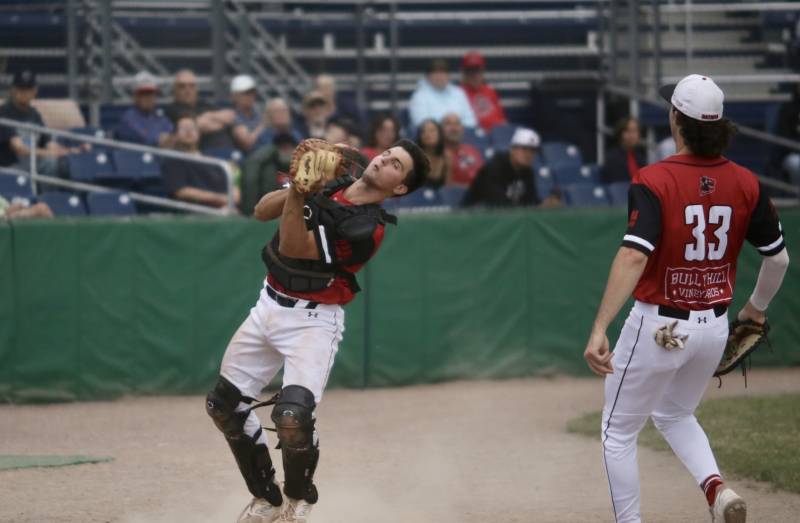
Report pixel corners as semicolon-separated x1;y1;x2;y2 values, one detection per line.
203;147;243;163
0;173;34;199
534;166;556;199
563;183;609;207
38;192;86;216
607;181;630;206
389;187;441;209
580;164;601;184
462;127;490;160
540;142;582;169
549;163;584;186
438;186;467;208
62;126;108;150
67;151;117;181
86;191;136;216
489;123;517;151
113;149;161;180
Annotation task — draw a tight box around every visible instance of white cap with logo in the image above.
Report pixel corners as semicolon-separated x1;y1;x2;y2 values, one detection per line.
230;74;257;94
659;74;724;122
510;127;541;149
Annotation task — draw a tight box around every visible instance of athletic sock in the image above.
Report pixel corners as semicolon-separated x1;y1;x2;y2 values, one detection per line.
701;474;723;506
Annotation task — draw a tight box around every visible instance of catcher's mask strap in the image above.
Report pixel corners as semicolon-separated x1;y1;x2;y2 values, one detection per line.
245;391;282;432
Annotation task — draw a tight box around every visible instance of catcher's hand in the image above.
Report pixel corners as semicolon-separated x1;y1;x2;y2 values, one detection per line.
289;139;343;194
714;318;770;377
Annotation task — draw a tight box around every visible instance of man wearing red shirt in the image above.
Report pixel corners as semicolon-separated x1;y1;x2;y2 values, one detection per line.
206;140;430;523
584;75;789;523
461;51;507;132
442;113;484;186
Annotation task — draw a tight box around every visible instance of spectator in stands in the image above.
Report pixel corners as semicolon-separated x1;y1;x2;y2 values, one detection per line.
600;116;646;184
415;119;450;189
324;117;361;149
114;71;175;148
0;194;53;220
164;69;236;150
230;74;270;153
315;74;361;128
297;90;329;139
0;70;82;174
463;127;540;207
161;115;239;209
442;112;484;187
773;83;800;182
460;51;507;132
255;97;303;147
409;59;477;129
239;131;297;215
361;113;400;161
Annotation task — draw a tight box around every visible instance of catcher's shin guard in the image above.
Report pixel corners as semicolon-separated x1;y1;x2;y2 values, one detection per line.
271;385;320;503
206;376;282;506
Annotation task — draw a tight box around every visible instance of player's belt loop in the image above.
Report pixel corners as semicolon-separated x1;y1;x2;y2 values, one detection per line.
657;304;727;320
266;285;319;310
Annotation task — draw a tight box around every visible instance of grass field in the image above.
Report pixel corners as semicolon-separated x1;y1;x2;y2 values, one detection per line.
567;393;800;494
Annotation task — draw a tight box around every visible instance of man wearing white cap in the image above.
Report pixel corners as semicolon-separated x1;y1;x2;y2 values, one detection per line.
114;71;175;147
584;74;789;523
462;127;540;207
231;74;269;153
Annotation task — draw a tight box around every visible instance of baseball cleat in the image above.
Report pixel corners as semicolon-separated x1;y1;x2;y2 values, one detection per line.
237;496;282;523
279;497;314;522
710;488;746;523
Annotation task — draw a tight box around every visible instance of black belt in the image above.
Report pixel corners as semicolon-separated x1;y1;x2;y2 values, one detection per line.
657;304;727;321
266;285;319;309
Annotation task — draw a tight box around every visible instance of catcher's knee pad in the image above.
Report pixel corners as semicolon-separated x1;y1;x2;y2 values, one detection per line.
206;376;282;506
271;385;319;503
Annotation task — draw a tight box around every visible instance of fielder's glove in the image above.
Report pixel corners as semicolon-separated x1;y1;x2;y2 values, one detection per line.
713;319;770;378
288;139;366;194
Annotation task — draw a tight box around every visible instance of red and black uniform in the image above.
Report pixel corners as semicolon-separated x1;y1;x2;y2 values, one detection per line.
263;177;395;306
623;154;785;310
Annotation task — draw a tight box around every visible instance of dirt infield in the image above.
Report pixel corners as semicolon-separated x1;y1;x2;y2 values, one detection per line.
2;369;799;523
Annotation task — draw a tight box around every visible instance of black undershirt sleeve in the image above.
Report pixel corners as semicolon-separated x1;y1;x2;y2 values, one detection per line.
621;183;662;255
746;182;785;256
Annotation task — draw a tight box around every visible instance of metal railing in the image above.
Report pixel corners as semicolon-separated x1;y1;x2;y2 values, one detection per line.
0;118;237;216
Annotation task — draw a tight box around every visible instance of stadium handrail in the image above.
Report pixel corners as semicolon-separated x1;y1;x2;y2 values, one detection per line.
0;118;237;215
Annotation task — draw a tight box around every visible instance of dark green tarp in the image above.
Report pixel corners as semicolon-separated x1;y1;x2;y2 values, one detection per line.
1;208;797;403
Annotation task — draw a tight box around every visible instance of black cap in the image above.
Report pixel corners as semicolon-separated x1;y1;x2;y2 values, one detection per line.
12;70;37;89
273;132;298;147
658;83;677;105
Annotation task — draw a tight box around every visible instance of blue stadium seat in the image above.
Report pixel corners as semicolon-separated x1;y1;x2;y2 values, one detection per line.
68;151;117;181
489;124;517;151
540;142;582;169
580;164;601;184
549;163;583;186
534;166;556;198
438;186;467;208
462;127;491;160
62;127;109;150
0;173;34;199
113;149;161;180
86;191;136;216
563;183;609;207
607;181;630;206
38;192;86;216
203;147;243;163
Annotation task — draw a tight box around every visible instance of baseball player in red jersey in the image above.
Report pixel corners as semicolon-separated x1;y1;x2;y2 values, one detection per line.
205;139;430;523
584;74;790;523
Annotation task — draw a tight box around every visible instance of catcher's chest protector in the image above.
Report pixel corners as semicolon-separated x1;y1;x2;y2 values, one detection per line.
262;178;396;293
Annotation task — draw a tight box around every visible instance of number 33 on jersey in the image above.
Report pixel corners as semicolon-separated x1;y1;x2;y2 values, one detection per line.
622;155;785;310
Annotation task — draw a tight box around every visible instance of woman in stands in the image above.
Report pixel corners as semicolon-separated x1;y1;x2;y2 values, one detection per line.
361;114;400;161
416;118;451;189
600;116;647;184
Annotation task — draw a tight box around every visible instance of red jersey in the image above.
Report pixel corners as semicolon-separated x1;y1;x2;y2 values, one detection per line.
267;189;386;305
461;83;506;131
623;154;785;310
447;143;484;186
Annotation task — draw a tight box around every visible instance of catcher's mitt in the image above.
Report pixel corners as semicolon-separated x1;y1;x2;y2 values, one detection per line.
289;139;367;193
713;318;770;378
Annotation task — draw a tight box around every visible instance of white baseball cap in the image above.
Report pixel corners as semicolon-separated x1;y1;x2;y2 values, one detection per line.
230;74;256;94
133;71;158;93
510;127;541;149
659;74;724;121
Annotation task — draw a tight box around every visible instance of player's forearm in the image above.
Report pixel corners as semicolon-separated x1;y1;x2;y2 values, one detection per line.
254;188;289;221
278;188;318;259
748;247;790;312
592;247;648;333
